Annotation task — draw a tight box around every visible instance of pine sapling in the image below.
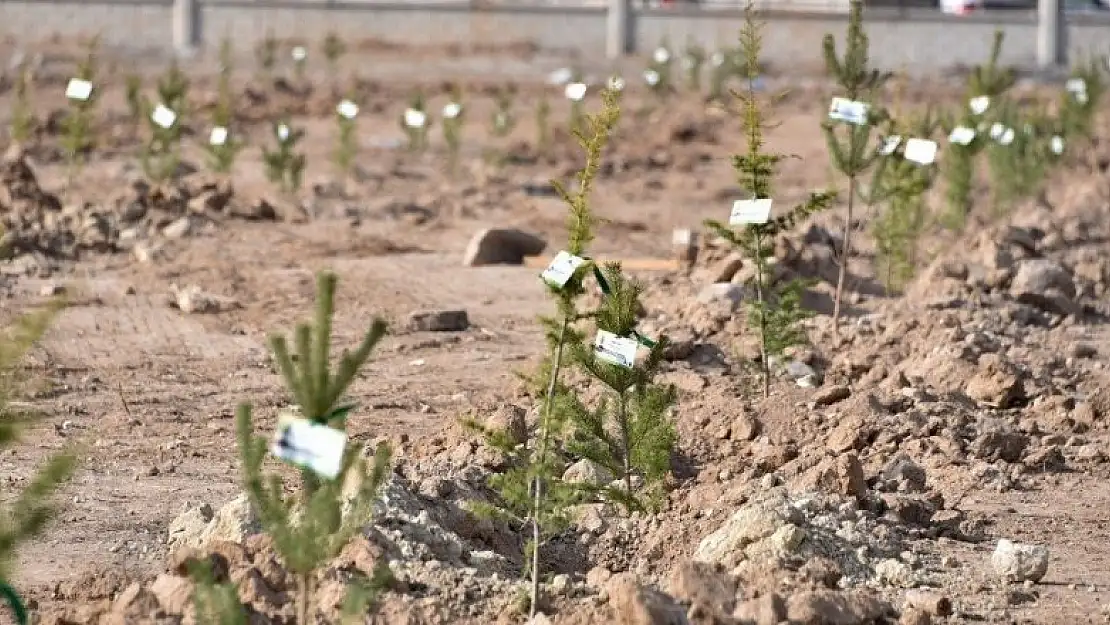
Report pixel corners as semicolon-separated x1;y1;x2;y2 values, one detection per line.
708;48;733;102
139;62;190;184
821;0;892;335
492;85;517;138
706;4;835;396
1060;54;1106;143
869;109;940;294
60;37;101;184
985;103;1054;216
263;120;307;193
0;302;78;625
322;31;347;88
236;271;392;625
644;38;674;98
400;91;431;152
256;31;278;81
124;73;143;131
333;97;360;181
940;29;1015;230
9;66;35;146
215;36;236;126
291;44;308;82
441;86;465;174
466;88;621;619
683;37;706;93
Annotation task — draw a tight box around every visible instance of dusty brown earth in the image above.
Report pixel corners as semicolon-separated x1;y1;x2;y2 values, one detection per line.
1;34;1110;625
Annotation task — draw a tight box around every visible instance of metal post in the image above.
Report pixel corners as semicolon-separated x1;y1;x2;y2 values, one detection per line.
173;0;199;57
606;0;632;60
1036;0;1067;69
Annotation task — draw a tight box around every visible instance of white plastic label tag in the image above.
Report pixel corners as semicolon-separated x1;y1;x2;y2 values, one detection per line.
828;97;869;126
607;75;625;91
594;329;638;369
1066;78;1087;94
711;51;725;66
151;104;177;129
880;135;902;155
404;108;427;128
541;250;586;288
65;78;93;101
442;102;462;119
672;228;693;246
548;67;573;86
969;96;990;115
336;99;359;119
1050;135;1064;155
903;138;937;165
653;47;671;64
277;124;291;140
291;46;307;62
564;82;587;101
643;69;660;86
271;415;346;479
989;123;1005;139
730;198;773;225
998;128;1014;145
209;126;228;146
949;126;976;145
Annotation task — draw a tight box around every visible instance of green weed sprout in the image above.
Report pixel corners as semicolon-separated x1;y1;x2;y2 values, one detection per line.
9;65;35;145
492;85;517;138
256;31;278;80
706;4;835;396
940;29;1015;230
60;37;101;183
333;98;360;180
821;0;893;335
0;302;79;625
263;120;307;193
868;109;941;294
466;88;621;619
683;37;707;92
236;271;392;625
442;86;465;173
400;91;431;152
322;31;347;86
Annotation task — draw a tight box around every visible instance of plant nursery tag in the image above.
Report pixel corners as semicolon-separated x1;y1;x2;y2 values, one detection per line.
547;67;573;86
827;97;869;126
151;104;177;129
291;46;307;62
969;95;990;115
271;415;346;479
903;138;937;165
607;75;625;91
989;123;1004;139
336;99;359;119
729;198;773;225
443;102;462;119
653;47;671;64
643;69;660;87
209;126;228;146
564;82;587;101
540;250;586;288
672;228;693;245
594;329;638;369
277;124;290;140
404;108;427;128
1066;77;1087;95
949;126;976;145
998;128;1014;145
65;78;93;101
880;135;902;155
1051;135;1064;155
710;51;726;66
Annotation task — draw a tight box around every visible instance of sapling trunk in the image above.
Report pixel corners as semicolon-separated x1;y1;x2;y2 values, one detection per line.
831;177;855;331
753;231;770;398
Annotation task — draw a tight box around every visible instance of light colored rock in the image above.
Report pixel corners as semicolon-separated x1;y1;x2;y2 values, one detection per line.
462;228;546;266
991;539;1049;583
563;459;614;486
693;493;793;566
407;308;469;332
784;589;891;625
166;495;260;552
148;573;193;614
606;573;688;625
873;558;914;587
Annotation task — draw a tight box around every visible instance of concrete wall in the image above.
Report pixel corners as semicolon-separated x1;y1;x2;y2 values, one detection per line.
2;0;1108;70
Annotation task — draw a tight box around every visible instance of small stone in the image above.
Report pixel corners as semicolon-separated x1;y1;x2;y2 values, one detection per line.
407;309;469;332
39;282;65;296
904;589;952;617
550;573;572;595
991;538;1049;583
812;384;851;408
161;216;193;239
563;459;613;486
463;228;546;266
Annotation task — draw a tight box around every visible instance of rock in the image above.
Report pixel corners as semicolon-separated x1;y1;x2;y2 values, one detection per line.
991;539;1049;583
667;560;738;616
971;430;1029;463
899;607;932;625
462;228;546;266
733;593;788;625
551;573;572;595
826;417;871;454
485;404;527;445
167;495;260;552
407;309;469;332
796;453;868;499
161;216;193;239
1024;445;1066;471
170;283;239;314
812;384;851;408
873;558;914;587
661;329;696;361
697;283;746;308
563;459;614;486
964;354;1025;408
1009;259;1077;315
694;492;796;567
107;582;160;624
607;573;688;625
707;252;745;283
784;589;891;625
881;454;927;492
148;573;192;614
903;589;952;617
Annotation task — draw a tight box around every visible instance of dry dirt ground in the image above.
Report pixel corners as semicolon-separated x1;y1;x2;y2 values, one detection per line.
1;36;1110;625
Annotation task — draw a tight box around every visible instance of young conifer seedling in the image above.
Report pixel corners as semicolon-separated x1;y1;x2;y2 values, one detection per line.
60;37;101;185
124;73;143;134
236;271;393;625
1060;55;1106;146
985;103;1059;217
256;31;278;81
706;4;835;396
291;44;309;82
400;91;431;152
708;49;733;102
0;302;78;625
139;62;190;184
333;97;360;182
322;31;347;89
215;37;236;126
940;30;1015;231
821;0;892;335
441;86;465;174
9;65;35;146
683;37;707;93
492;85;517;138
263;120;307;194
644;39;674;98
466;88;622;618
